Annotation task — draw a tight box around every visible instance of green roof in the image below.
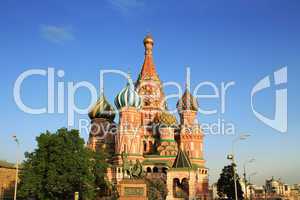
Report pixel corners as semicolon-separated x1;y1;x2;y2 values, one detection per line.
172;149;192;169
160;139;176;142
142;159;171;166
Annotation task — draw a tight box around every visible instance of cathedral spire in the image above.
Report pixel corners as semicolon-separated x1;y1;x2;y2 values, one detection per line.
137;34;159;81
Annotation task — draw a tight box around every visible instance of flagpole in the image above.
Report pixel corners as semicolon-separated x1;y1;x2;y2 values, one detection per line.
13;135;20;200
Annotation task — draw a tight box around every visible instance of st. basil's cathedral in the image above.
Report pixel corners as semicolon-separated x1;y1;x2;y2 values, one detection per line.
87;35;209;200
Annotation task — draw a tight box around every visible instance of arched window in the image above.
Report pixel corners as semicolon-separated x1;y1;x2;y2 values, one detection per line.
146;167;152;173
173;178;180;197
153;167;158;173
162;167;168;174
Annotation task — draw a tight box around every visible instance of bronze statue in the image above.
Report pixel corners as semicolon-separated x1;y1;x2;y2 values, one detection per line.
121;152;145;179
131;159;145;178
121;152;132;178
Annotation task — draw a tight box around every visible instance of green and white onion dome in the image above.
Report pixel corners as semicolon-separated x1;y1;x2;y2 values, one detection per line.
88;94;116;121
114;79;141;109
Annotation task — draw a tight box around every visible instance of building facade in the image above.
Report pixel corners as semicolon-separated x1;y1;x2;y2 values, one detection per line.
0;161;16;200
87;35;209;200
264;177;293;200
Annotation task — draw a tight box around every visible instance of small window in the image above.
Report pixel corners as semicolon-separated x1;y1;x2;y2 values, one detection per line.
143;141;147;152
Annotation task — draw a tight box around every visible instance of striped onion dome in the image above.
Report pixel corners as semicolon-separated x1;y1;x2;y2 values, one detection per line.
114;78;141;109
88;94;116;121
177;88;198;113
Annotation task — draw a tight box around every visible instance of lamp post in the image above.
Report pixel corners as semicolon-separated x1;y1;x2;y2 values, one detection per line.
227;133;250;200
243;158;255;199
248;172;258;200
12;135;20;200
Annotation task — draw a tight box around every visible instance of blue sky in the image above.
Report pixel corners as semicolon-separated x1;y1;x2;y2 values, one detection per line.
0;0;299;185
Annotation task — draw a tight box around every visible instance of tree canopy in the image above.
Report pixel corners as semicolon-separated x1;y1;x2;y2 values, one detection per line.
217;164;244;200
146;177;168;200
18;128;100;200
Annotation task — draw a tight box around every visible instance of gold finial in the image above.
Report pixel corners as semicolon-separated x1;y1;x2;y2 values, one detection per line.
143;34;154;55
144;33;154;44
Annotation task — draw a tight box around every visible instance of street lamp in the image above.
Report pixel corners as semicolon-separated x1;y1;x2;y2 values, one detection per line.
248;172;258;200
228;133;250;200
12;135;20;200
244;158;255;199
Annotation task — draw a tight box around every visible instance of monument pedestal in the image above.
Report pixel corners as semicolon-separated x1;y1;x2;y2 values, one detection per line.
117;179;147;200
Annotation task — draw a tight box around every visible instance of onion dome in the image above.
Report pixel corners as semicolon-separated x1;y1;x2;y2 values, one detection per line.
88;94;116;121
115;77;141;109
177;88;198;113
154;111;177;126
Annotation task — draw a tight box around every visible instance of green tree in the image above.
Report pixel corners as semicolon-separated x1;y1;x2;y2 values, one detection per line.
92;149;118;199
18;128;96;200
146;177;168;200
93;150;108;195
217;164;244;200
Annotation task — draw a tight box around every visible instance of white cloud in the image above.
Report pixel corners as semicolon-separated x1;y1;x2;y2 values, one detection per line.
40;25;74;44
107;0;144;13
